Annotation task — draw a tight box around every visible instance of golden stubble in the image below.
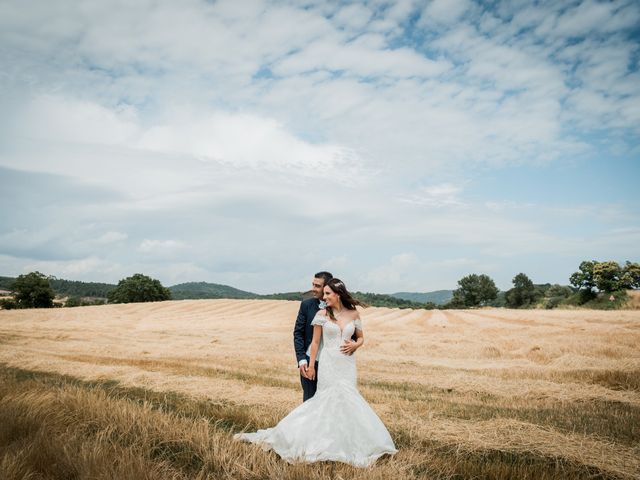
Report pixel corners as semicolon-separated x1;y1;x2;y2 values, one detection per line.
1;299;639;478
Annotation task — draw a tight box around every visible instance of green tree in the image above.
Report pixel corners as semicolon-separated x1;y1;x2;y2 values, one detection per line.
10;271;55;308
592;261;623;292
451;274;499;307
108;274;171;304
620;261;640;289
569;260;598;302
570;260;596;291
505;273;537;308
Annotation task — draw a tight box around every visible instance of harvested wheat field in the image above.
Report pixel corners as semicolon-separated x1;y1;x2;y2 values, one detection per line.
1;300;639;479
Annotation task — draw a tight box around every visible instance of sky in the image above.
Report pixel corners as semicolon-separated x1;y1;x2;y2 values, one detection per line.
0;0;639;295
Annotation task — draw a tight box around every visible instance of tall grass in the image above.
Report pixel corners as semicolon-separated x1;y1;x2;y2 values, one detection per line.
0;365;635;480
1;300;639;479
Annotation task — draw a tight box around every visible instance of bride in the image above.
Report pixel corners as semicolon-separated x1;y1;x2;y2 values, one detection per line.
234;278;397;467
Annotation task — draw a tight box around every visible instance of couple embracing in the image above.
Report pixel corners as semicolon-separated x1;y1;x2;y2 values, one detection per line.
235;272;397;467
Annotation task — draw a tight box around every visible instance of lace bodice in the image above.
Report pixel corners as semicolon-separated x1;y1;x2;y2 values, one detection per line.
311;313;362;349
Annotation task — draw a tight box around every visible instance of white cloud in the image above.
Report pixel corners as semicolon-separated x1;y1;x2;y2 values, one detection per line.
358;253;502;292
138;239;186;254
399;183;465;207
136;111;361;175
22;256;120;279
552;0;638;36
94;231;128;245
384;0;419;23
16;95;139;145
4;94;367;195
0;0;637;293
332;4;373;30
272;35;451;78
360;253;419;292
323;255;349;270
420;0;472;25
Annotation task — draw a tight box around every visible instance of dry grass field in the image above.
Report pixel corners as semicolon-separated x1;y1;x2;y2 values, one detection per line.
1;300;639;479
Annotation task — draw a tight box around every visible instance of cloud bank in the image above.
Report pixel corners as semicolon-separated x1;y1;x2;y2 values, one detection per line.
0;0;638;293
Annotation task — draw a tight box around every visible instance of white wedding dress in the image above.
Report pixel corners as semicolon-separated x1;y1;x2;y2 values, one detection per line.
234;313;397;467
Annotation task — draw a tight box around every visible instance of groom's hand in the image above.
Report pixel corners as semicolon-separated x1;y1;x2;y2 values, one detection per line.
340;340;357;355
299;364;309;379
306;365;316;380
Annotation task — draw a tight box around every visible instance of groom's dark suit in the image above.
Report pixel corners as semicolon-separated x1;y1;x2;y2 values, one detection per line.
293;297;321;401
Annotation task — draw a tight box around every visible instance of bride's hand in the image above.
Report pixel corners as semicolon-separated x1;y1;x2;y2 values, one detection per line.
340;340;358;355
307;365;316;380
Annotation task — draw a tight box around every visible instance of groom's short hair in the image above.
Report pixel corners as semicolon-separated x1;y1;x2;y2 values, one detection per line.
314;271;333;285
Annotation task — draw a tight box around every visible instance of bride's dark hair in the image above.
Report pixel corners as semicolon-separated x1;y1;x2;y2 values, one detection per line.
325;278;368;320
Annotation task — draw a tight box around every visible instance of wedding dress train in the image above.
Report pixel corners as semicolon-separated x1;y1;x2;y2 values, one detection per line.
234;313;397;467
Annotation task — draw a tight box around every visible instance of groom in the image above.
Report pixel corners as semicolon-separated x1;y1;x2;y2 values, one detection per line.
293;271;333;401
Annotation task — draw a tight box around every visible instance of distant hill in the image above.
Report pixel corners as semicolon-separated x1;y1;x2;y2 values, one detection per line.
1;276;254;301
354;292;433;309
1;275;436;308
262;290;431;308
391;290;454;305
169;282;257;300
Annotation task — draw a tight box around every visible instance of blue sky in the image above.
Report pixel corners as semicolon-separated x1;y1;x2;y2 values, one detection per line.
0;0;638;294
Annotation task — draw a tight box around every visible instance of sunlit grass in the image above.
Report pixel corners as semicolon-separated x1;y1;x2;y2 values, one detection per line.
0;366;631;480
0;299;639;479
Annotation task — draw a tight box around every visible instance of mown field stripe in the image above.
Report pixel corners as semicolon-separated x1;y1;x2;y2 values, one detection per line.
0;364;629;480
38;354;640;447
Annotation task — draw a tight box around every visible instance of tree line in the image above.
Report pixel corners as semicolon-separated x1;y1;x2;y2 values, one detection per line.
1;260;638;310
0;272;171;309
444;260;639;309
0;273;426;310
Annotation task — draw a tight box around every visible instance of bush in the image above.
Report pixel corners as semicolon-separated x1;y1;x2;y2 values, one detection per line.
545;284;573;299
0;298;17;310
578;288;597;304
543;296;563;309
539;284;573;309
580;290;629;310
558;292;583;307
65;297;106;307
558;290;629;309
65;297;84;307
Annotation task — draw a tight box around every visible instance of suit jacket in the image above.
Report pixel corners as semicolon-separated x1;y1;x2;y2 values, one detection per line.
293;297;320;364
293;297;359;365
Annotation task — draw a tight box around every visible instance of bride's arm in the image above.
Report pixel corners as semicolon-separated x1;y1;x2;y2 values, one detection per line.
307;325;322;379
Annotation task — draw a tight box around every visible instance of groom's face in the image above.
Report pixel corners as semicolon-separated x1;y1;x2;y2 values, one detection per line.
311;277;326;299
